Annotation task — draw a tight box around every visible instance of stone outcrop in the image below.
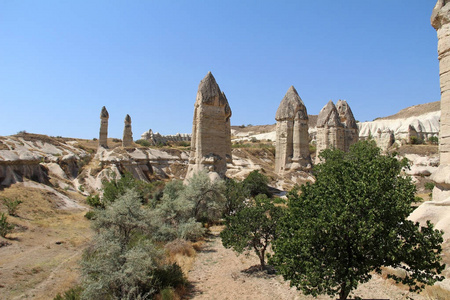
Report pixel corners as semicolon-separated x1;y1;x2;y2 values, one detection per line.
431;0;450;200
141;129;191;146
186;72;232;180
275;86;311;174
336;100;359;152
315;100;345;162
122;114;133;147
99;106;109;148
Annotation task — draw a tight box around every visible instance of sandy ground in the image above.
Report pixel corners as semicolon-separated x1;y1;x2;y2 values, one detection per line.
187;227;429;300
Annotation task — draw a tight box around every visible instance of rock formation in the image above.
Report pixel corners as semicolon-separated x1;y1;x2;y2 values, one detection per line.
186;72;232;180
431;0;450;201
336;100;359;152
275;86;311;174
99;106;109;148
141;129;191;146
122;114;133;147
315;100;345;162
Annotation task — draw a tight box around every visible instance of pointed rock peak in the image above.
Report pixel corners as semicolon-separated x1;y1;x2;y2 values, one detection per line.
125;114;131;123
100;106;109;119
196;72;228;107
317;100;341;127
276;86;307;121
336;100;357;129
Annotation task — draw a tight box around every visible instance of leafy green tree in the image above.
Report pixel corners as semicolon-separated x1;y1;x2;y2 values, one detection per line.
270;141;445;300
242;170;271;198
221;194;284;269
223;178;246;216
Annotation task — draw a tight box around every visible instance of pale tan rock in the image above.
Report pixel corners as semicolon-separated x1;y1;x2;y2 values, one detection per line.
315;100;344;162
99;106;109;148
122;114;133;147
431;1;450;192
186;72;232;180
336;99;359;151
275;86;311;174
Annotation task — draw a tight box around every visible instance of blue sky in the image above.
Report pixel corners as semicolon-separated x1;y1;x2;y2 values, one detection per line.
0;1;441;139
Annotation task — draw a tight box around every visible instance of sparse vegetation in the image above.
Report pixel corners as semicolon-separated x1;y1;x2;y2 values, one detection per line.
428;136;439;145
135;139;152;147
2;197;22;216
0;212;14;238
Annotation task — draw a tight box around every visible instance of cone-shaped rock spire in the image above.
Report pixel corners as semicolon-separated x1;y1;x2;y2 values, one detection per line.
317;100;342;128
99;106;109;148
186;72;232;181
122;114;133;147
275;86;311;174
336;100;359;151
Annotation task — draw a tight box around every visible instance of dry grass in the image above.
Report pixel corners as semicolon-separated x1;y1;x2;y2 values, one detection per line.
165;239;198;275
424;284;450;300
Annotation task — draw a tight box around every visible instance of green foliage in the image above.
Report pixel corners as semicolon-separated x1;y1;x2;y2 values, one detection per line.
223;178;246;216
270;141;445;300
81;189;186;299
135;139;151;147
102;172;139;205
221;194;284;269
53;286;82;300
2;197;22;216
428;136;439;145
242;170;271;198
85;194;103;208
425;182;435;191
309;143;316;155
0;212;14;238
410;136;422;145
84;210;96;220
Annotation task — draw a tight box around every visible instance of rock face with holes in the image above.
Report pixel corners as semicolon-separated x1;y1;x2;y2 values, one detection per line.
431;0;450;200
99;106;109;148
186;72;232;181
275;86;311;174
122;114;133;147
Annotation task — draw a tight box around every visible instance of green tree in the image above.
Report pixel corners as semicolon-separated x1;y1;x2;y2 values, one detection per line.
223;178;246;216
242;170;271;198
221;194;284;270
270;141;445;300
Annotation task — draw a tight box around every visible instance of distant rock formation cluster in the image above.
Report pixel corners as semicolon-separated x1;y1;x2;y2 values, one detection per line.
431;0;450;201
186;72;232;180
98;107;134;148
275;86;311;174
315;100;358;163
140;129;191;146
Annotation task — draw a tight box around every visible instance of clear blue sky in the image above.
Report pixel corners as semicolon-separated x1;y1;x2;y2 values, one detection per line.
0;1;441;139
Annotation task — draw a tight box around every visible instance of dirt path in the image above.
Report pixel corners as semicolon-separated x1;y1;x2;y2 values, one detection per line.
187;227;429;300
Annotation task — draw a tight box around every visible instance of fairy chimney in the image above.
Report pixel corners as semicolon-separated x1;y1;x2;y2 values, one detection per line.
122;114;133;147
336;100;359;151
275;86;311;174
186;72;232;181
315;100;344;162
431;1;450;200
99;106;109;148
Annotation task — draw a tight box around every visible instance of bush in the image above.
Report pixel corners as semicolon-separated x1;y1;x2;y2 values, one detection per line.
135;139;152;147
425;182;435;191
428;136;439;145
0;213;14;238
84;210;96;220
2;197;22;216
53;286;82;300
410;136;422;145
242;170;271;198
85;194;103;208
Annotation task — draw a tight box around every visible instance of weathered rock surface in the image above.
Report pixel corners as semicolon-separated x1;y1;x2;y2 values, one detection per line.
99;106;109;148
122;114;133;147
186;72;232;180
275;86;311;174
336;99;359;152
315;100;345;162
141;129;191;146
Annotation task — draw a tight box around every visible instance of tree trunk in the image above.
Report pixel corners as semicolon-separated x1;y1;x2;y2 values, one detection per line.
338;282;349;300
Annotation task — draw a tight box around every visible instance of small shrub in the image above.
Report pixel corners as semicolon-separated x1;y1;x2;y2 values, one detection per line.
2;198;22;216
92;137;98;141
53;286;82;300
85;194;103;208
84;210;96;220
0;213;14;238
428;136;439;145
410;136;422;145
425;182;435;191
154;263;187;289
250;137;258;143
112;138;121;143
309;143;316;155
136;139;152;147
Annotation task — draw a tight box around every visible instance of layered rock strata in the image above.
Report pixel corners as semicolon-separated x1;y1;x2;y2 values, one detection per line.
122;114;133;147
99;106;109;148
275;86;311;174
431;1;450;200
186;72;232;180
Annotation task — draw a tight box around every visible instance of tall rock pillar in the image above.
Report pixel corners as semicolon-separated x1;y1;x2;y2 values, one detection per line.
275;86;311;174
186;72;232;181
99;106;109;148
431;1;450;200
336;100;359;152
122;114;133;147
315;100;344;163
